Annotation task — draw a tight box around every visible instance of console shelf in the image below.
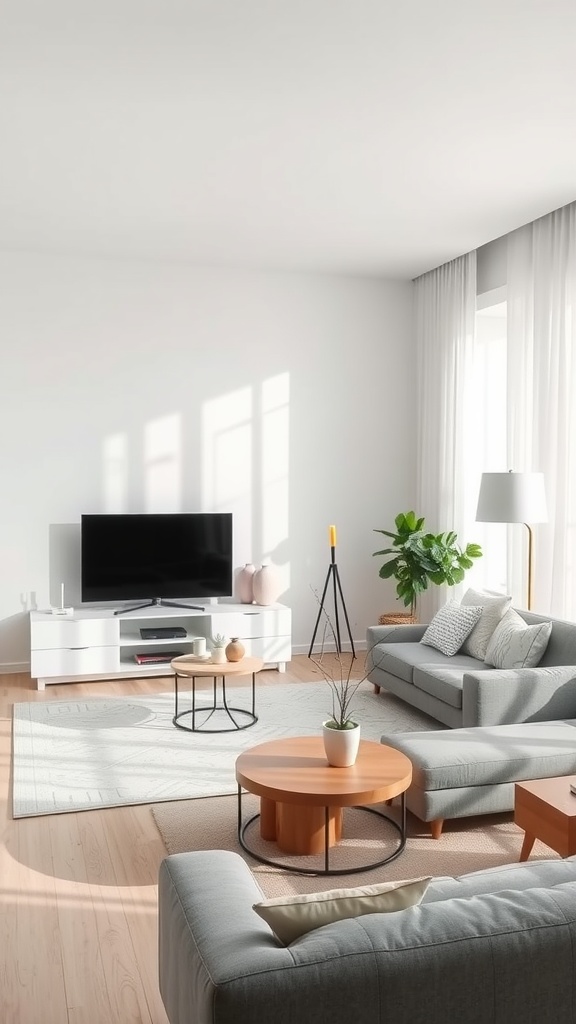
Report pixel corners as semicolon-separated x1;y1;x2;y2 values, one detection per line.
30;603;291;689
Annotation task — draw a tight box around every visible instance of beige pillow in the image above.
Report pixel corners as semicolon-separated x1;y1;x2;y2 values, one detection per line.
252;876;430;945
485;608;552;669
460;588;512;661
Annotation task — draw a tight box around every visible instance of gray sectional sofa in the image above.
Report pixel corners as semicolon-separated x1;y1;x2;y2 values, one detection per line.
366;608;576;728
158;849;576;1024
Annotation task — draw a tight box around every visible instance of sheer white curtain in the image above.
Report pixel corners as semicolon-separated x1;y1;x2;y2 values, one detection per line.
414;251;477;620
507;201;576;616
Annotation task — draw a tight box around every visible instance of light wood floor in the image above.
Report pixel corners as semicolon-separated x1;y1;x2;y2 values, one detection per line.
1;654;364;1024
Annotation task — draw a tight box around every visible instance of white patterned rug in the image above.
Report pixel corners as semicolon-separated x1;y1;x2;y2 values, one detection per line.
12;683;441;818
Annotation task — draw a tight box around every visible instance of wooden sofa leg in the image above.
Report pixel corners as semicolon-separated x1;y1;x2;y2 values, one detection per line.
373;684;381;694
430;819;444;840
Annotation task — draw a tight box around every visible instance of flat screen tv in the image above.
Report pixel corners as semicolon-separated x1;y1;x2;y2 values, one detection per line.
81;512;233;610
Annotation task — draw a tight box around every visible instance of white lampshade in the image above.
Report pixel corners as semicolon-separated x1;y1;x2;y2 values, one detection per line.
476;471;548;525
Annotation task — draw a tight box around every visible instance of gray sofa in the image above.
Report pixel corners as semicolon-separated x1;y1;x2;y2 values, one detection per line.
158;849;576;1024
366;608;576;728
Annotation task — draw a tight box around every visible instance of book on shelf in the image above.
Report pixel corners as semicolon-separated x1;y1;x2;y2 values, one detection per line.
134;651;184;665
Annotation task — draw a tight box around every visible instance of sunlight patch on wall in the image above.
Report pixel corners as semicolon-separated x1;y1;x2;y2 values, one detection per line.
202;373;289;593
103;433;128;512
202;387;253;537
144;413;182;512
261;373;289;590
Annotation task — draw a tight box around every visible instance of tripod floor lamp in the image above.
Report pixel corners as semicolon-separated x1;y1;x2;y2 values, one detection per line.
308;525;355;658
475;470;548;611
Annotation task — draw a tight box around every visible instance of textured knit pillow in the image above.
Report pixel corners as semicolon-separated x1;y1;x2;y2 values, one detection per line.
252;876;431;945
420;601;483;656
484;608;552;669
459;588;512;661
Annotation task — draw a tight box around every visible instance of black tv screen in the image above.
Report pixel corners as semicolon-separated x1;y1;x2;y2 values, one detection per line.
81;513;233;603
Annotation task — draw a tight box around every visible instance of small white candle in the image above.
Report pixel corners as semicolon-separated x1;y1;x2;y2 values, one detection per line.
193;637;206;657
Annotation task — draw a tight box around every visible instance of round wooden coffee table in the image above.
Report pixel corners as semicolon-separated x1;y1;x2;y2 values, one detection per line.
236;735;412;875
171;655;263;733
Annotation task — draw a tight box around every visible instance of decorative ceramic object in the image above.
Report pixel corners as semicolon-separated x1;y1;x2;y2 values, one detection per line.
225;637;245;662
322;721;361;767
237;563;256;604
252;563;282;606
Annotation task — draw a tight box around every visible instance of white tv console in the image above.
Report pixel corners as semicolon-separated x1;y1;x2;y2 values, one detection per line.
30;603;291;690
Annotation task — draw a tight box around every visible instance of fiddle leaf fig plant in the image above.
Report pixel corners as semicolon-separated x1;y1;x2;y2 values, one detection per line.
373;510;482;616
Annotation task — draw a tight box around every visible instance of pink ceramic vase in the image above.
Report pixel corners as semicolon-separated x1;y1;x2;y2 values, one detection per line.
252;563;282;606
236;563;256;604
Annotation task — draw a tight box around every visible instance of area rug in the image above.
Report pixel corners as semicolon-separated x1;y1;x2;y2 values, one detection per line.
12;683;441;817
151;794;559;897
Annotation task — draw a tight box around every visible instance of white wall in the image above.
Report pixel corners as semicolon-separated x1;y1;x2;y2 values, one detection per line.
0;252;415;670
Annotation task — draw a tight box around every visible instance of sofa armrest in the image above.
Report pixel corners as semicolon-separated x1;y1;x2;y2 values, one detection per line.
159;851;291;1024
462;665;576;727
366;623;428;649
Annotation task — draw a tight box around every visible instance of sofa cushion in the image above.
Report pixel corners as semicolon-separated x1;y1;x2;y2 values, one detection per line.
371;642;484;685
423;856;576;904
252;876;431;945
460;588;512;660
421;601;483;656
413;666;468;709
485;608;552;669
380;720;576;791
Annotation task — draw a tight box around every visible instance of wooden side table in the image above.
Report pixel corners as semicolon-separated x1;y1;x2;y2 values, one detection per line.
515;775;576;860
171;655;263;733
236;735;412;875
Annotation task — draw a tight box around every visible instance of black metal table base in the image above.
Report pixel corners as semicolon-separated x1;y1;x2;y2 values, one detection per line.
237;788;407;876
173;672;258;733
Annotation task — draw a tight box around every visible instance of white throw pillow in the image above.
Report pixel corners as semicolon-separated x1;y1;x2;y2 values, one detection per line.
484;608;552;669
420;601;483;657
460;588;512;661
253;876;431;945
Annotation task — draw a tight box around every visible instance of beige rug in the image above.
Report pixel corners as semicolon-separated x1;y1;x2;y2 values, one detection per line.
152;793;559;897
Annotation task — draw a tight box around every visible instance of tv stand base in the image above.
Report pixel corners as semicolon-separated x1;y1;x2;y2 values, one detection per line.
114;598;204;615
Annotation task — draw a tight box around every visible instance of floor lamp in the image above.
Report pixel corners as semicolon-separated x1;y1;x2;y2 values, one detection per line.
475;470;548;611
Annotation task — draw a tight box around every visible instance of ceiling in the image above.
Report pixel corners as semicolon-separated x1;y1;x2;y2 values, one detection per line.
1;0;576;279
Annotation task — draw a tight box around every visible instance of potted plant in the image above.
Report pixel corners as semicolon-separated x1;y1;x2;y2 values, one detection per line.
309;609;371;767
373;510;482;620
210;632;227;664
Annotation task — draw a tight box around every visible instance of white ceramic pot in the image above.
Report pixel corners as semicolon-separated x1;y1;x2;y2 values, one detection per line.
252;563;282;606
322;721;361;767
210;647;227;664
236;563;256;604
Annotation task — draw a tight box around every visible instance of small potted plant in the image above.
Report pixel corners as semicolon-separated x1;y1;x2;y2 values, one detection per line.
373;510;482;621
210;633;227;665
309;608;369;767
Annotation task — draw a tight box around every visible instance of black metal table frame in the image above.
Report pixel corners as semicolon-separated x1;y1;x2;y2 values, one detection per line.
237;787;407;875
173;670;258;733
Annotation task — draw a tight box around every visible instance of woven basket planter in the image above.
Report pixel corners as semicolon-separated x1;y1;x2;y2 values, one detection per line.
378;611;417;626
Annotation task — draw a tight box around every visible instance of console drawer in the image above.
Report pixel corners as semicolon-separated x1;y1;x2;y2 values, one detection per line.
31;617;119;651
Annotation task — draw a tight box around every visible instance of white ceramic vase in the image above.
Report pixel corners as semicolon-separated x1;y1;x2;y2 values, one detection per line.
211;646;227;665
252;563;282;606
322;721;361;767
236;563;256;604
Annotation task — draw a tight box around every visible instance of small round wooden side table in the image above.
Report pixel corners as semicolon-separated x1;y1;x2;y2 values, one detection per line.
236;735;412;875
171;655;264;733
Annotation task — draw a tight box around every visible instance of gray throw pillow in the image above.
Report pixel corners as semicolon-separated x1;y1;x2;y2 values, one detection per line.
420;601;483;657
484;608;552;669
460;588;512;661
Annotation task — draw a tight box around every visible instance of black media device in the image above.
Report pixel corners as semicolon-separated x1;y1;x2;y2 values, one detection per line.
80;512;233;614
140;626;187;640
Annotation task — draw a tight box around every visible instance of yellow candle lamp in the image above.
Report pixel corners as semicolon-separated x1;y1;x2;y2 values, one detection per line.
329;524;337;547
